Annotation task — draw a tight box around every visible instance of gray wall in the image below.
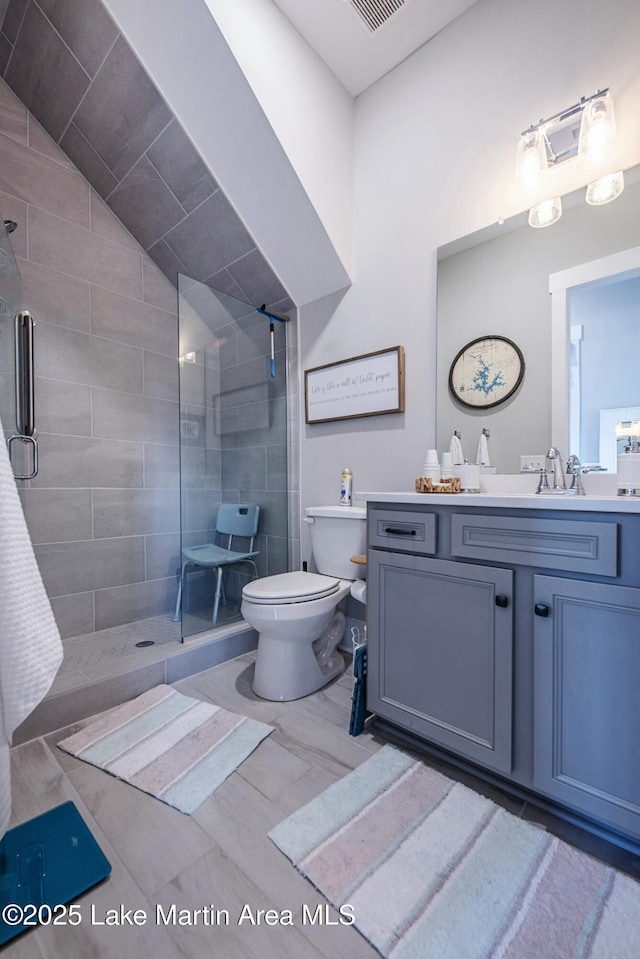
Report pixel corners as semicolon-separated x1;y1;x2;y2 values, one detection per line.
0;76;180;637
0;0;299;638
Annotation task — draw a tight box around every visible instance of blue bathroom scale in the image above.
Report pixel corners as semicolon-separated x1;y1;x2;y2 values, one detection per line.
0;801;111;945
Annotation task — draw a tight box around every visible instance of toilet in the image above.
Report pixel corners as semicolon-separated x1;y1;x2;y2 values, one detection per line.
241;505;366;701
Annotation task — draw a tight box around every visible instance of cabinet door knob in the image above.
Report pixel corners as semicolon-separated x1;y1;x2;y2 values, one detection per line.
495;594;509;608
534;603;550;617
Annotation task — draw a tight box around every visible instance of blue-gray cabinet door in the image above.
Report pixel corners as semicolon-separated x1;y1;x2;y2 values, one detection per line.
533;575;640;840
368;551;513;774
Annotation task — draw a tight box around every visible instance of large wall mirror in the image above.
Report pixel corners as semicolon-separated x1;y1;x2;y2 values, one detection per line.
436;165;640;474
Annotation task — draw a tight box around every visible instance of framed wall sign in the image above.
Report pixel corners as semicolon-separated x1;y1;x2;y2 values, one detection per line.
305;346;405;424
449;335;524;409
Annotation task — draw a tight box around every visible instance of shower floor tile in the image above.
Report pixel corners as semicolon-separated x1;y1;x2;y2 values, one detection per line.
50;615;182;694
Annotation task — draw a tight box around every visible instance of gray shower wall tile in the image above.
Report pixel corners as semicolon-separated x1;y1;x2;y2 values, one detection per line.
221;447;267;493
145;531;180;582
0;75;28;144
92;387;178;446
219;355;267;410
30;433;144;489
17;258;91;332
93;488;180;539
59;121;119;199
28;204;142;299
90;284;177;357
73;35;172;181
180;447;221;491
1;0;27;45
0;124;90;226
106;155;186;252
143;350;178;402
225;248;288;308
0;189;26;256
0;34;10;75
164;191;255;283
94;576;174;631
239;490;288;538
267;445;288;492
143;257;178;314
28;114;75;167
143;442;179;490
49;591;94;639
4;1;90;142
34;376;91;436
90;192;140;251
147;119;217;215
35;534;145;597
147;238;187;288
22;488;92;543
238;396;287;447
34;321;143;394
36;0;118;78
183;488;220;534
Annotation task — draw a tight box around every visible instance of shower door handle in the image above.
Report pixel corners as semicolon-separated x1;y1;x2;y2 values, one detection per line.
7;310;39;479
15;310;36;437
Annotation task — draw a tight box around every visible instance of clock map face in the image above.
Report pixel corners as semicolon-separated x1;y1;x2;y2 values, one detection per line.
449;336;524;409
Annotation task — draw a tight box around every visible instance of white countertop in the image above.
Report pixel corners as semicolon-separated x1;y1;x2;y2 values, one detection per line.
359;491;640;512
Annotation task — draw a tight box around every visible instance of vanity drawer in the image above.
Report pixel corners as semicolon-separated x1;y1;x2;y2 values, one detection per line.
368;508;437;555
451;514;618;576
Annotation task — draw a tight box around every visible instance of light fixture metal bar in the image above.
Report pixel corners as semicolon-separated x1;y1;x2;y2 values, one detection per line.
520;88;609;138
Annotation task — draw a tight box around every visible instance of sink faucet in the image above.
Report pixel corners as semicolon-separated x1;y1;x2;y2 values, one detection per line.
546;447;566;492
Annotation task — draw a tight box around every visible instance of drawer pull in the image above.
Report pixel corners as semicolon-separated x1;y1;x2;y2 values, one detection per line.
534;603;550;617
384;527;417;536
495;594;509;608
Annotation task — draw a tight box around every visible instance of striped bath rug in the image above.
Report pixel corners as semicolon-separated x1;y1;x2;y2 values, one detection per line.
58;685;273;814
269;744;640;958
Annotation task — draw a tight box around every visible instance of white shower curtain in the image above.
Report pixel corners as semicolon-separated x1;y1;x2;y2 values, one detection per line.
0;414;62;840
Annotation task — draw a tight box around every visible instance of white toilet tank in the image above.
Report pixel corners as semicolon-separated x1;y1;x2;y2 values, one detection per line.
304;506;366;580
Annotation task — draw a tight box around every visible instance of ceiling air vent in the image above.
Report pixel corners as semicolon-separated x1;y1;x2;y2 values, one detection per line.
350;0;407;33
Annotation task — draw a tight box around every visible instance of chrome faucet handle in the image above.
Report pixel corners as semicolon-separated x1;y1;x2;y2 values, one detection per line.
536;468;551;494
566;454;586;495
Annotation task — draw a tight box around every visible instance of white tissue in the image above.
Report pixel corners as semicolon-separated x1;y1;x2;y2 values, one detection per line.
476;433;491;467
449;434;465;466
0;413;63;839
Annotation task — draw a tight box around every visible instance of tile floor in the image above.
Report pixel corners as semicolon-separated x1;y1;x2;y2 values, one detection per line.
6;651;640;958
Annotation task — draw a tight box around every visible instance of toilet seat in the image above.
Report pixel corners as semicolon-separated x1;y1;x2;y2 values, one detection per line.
242;571;340;605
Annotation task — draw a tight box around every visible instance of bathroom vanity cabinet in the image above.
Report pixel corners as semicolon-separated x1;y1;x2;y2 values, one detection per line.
366;499;640;845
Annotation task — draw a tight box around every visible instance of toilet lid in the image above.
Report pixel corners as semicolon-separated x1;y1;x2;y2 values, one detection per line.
242;571;340;605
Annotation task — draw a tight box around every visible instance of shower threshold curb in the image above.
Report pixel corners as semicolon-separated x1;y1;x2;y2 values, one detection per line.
14;622;258;745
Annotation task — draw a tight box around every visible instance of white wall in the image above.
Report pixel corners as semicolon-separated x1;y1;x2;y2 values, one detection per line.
299;0;640;513
204;0;354;275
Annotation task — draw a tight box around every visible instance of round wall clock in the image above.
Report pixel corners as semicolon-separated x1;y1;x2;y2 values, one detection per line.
449;335;524;409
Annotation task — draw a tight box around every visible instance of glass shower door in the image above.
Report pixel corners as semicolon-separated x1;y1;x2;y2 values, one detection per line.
177;275;289;640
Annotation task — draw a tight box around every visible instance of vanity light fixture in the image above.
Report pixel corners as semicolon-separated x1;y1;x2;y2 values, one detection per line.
515;88;623;227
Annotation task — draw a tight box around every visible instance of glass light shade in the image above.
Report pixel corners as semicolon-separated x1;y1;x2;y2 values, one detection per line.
515;128;548;194
528;196;562;228
578;92;618;170
586;170;625;205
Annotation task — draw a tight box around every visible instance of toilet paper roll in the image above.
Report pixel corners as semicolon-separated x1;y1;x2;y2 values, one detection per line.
458;464;480;491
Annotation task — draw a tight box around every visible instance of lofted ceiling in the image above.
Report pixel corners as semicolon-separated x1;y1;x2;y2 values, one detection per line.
270;0;480;96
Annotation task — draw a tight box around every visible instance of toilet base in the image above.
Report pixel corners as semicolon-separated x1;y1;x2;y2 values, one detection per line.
250;607;347;701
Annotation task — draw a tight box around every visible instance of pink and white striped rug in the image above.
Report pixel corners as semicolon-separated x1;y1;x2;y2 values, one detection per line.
58;684;273;814
269;744;640;958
